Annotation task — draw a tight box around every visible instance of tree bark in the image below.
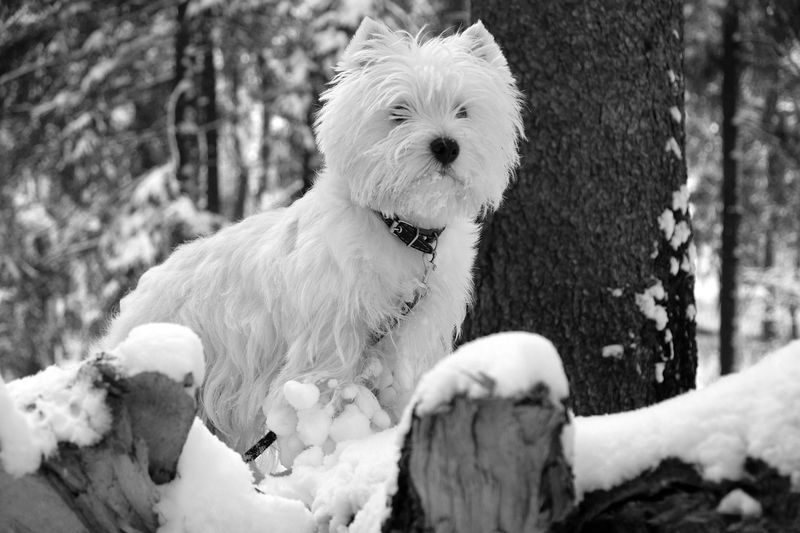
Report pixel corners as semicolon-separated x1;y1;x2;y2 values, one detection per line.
385;383;574;533
719;0;741;375
463;0;697;414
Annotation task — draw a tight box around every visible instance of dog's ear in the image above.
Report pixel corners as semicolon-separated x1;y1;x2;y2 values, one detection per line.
460;21;508;68
342;17;394;68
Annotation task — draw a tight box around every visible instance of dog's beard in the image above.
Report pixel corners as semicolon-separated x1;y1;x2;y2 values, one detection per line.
335;131;507;227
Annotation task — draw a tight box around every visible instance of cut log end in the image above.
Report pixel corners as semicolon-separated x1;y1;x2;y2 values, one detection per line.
385;381;574;533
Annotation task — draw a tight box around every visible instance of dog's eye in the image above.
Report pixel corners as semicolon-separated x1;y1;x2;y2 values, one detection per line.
390;104;410;123
456;106;468;119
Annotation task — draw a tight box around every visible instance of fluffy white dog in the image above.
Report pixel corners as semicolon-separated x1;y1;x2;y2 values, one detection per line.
102;17;523;455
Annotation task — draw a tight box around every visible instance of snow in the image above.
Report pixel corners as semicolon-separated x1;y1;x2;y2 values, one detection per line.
259;428;402;533
297;406;334;446
667;69;678;85
329;404;372;443
672;184;690;212
268;375;397;467
0;376;39;477
635;282;668;330
682;242;697;273
658;208;675;240
716;489;763;517
574;340;800;499
670;221;691;249
654;361;665;383
669;105;682;123
3;363;111;475
665;136;683;159
601;344;625;359
670;256;680;275
412;331;569;415
110;323;206;396
284;380;322;410
156;419;315;533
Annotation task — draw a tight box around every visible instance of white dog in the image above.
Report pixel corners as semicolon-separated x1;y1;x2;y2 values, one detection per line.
102;17;523;455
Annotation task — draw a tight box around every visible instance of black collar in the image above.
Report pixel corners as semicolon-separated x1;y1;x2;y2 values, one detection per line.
378;213;444;255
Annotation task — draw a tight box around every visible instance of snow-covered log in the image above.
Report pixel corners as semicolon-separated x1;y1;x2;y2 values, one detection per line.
385;332;575;533
0;324;201;532
561;339;800;532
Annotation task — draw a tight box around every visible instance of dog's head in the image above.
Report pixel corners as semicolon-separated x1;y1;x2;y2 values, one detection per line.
315;17;524;228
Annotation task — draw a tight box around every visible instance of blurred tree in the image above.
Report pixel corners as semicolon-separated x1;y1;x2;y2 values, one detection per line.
463;0;697;413
719;0;741;375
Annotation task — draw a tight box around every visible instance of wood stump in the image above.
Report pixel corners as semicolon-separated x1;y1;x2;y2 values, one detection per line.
385;382;574;533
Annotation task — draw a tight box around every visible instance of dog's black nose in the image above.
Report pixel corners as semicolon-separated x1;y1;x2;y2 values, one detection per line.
430;137;460;165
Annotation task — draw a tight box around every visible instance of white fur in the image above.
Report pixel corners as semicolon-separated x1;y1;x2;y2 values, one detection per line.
101;18;523;454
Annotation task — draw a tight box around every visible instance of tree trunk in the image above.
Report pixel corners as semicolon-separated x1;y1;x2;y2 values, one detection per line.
463;0;697;414
173;0;200;202
200;13;219;214
255;52;273;205
719;0;741;375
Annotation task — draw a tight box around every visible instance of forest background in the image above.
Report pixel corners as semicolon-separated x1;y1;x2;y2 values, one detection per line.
1;0;799;388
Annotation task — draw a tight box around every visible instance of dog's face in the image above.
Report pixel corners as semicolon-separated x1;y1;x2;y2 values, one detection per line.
315;18;524;227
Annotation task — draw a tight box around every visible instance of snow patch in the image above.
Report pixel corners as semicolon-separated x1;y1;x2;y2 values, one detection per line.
412;332;569;415
716;489;763;517
669;106;682;123
667;69;677;85
658;209;675;240
260;428;402;533
601;345;625;359
268;378;396;467
670;256;680;275
109;323;205;396
672;184;690;212
665;137;682;159
682;242;697;274
654;362;665;383
156;419;314;533
635;282;668;330
0;377;40;477
5;363;112;469
670;221;691;250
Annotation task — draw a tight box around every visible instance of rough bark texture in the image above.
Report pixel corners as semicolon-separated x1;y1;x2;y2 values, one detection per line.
384;383;574;533
463;0;697;415
718;0;741;375
0;361;196;532
557;458;800;533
